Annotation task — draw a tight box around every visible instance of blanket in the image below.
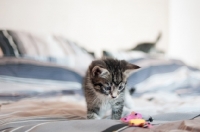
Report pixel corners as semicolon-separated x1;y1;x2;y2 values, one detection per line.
0;99;199;132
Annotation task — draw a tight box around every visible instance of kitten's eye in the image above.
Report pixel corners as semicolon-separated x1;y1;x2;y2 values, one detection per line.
105;86;111;91
119;86;123;90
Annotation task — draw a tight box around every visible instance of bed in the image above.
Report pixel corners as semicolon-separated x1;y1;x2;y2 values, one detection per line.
0;30;199;132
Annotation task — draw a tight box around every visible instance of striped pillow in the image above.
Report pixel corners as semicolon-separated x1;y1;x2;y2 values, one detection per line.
0;30;94;72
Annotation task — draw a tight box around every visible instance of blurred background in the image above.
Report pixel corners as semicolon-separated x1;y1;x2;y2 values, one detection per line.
0;0;200;115
0;0;199;68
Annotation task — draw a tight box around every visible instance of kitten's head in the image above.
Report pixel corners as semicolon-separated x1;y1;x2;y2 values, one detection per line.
89;58;140;99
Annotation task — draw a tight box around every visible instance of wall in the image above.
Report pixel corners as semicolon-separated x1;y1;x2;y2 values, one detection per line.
168;0;200;67
0;0;168;57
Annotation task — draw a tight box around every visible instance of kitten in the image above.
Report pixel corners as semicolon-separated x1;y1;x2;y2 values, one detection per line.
83;58;140;120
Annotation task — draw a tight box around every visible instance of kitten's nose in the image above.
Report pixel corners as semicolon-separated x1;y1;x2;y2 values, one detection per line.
111;95;117;98
111;91;118;98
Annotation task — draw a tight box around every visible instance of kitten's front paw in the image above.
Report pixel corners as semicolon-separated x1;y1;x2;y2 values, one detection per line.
87;113;101;119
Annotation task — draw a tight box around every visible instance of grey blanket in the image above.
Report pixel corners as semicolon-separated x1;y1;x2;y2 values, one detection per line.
0;100;199;132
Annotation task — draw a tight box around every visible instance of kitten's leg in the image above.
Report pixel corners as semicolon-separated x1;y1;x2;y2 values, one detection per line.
87;108;101;119
111;102;124;120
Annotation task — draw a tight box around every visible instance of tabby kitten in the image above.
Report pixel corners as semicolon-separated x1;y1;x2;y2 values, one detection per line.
83;58;140;120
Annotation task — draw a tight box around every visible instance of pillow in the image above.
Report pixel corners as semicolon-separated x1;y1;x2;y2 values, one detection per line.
0;57;83;82
0;57;84;101
8;30;94;71
0;30;94;71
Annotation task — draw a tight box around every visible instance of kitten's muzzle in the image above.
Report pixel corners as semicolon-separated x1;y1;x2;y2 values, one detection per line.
111;88;118;98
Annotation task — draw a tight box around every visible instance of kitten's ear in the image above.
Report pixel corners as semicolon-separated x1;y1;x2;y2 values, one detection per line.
92;66;110;78
124;63;140;77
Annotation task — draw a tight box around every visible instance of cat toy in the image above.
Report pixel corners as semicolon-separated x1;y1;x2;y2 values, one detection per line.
120;112;143;123
121;111;152;128
128;119;152;128
113;112;153;132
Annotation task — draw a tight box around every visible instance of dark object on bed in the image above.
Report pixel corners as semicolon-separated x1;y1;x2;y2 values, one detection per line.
102;124;127;132
102;50;113;58
129;87;136;95
130;32;163;53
